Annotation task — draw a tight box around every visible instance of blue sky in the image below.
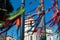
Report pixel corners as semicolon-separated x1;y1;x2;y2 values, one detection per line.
7;0;21;39
2;0;60;40
7;0;40;39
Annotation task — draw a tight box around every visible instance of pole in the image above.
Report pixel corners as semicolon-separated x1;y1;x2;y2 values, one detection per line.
20;0;25;40
40;0;46;40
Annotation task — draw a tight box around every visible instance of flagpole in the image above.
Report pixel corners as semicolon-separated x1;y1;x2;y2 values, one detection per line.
20;0;25;40
40;0;46;40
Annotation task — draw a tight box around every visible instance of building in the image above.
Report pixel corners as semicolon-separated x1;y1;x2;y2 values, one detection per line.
24;18;37;40
0;34;6;40
0;33;16;40
6;36;16;40
0;34;16;40
24;18;54;40
46;28;54;40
